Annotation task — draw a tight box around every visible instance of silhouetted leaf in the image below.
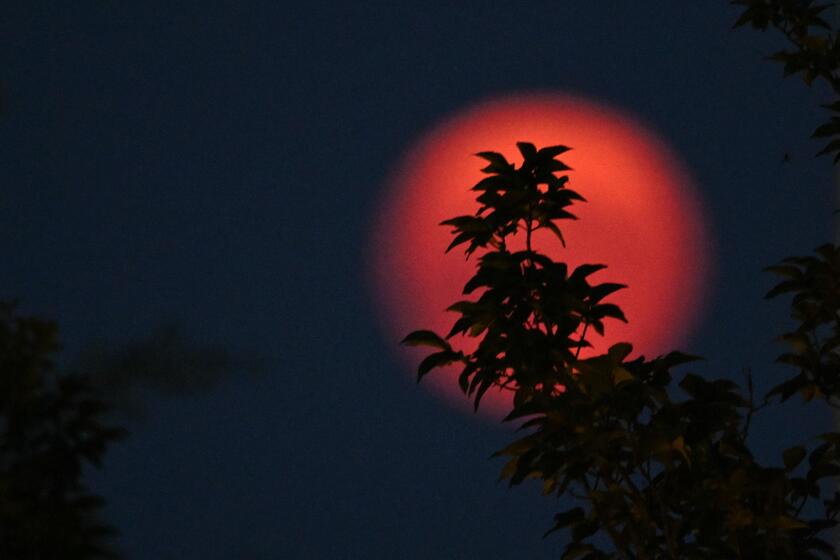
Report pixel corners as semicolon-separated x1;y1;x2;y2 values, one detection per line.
475;151;512;173
562;543;597;560
471;175;510;191
543;220;566;247
661;351;703;368
588;283;626;304
537;144;572;158
517;141;538;161
816;138;840;157
783;446;807;471
417;350;462;380
767;374;808;401
569;264;607;283
607;342;633;362
812;120;840;138
591;303;627;322
401;330;450;351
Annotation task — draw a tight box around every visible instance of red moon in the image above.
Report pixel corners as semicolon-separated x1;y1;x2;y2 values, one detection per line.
368;93;712;419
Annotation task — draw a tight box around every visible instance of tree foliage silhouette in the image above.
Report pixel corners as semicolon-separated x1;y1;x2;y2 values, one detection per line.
734;0;840;162
403;4;840;557
0;302;125;559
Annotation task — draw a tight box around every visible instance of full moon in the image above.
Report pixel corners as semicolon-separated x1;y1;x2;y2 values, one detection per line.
368;92;712;419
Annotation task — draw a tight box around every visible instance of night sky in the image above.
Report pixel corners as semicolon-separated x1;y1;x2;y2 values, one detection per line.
2;3;838;558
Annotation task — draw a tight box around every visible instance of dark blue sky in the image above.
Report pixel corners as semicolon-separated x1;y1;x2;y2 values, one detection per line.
2;3;837;558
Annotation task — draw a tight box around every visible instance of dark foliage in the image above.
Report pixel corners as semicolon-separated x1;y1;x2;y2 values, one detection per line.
766;244;840;404
733;0;840;162
403;6;840;557
404;139;840;558
0;302;126;559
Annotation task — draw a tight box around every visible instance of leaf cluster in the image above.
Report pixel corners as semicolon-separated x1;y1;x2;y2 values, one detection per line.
403;143;624;410
766;244;840;405
499;350;840;559
0;302;126;559
733;0;840;161
403;142;840;558
440;143;582;256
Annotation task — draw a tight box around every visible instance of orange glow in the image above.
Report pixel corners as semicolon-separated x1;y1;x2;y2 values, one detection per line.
368;93;712;419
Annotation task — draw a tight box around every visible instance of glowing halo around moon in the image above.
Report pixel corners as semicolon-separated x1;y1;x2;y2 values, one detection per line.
367;92;713;419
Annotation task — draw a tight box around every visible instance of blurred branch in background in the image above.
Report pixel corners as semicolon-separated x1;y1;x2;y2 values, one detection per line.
74;324;264;420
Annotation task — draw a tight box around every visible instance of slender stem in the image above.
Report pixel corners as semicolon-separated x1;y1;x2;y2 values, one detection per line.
525;205;537;333
526;216;533;256
575;321;590;360
741;368;755;443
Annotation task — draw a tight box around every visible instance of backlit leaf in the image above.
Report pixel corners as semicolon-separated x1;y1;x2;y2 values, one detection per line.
401;330;450;351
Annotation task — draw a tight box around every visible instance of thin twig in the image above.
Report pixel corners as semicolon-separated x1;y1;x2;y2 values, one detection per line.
575;321;590;360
